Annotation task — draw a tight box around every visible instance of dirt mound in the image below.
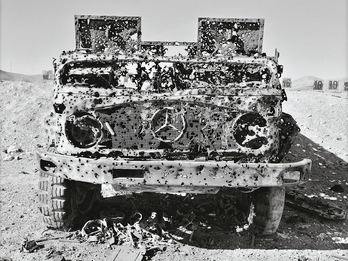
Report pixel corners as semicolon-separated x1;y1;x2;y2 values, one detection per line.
0;70;44;83
291;76;322;90
283;89;348;161
291;76;348;92
0;81;53;153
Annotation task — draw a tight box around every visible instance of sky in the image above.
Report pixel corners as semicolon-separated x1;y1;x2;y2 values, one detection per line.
0;0;347;79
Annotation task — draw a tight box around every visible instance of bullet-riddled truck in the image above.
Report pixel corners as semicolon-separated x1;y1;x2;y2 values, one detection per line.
37;16;311;235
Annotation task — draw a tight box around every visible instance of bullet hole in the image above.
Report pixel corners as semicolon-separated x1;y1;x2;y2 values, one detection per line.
53;103;66;114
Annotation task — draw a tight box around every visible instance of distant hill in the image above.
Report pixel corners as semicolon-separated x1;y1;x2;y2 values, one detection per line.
291;76;322;90
334;76;348;82
0;70;44;82
290;76;348;91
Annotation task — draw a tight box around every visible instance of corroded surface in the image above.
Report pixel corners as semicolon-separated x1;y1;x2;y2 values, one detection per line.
48;54;283;160
38;16;311;192
74;16;264;56
75;15;141;54
197;18;264;55
37;149;311;193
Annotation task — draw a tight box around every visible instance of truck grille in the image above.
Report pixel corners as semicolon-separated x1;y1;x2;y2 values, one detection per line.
96;102;239;151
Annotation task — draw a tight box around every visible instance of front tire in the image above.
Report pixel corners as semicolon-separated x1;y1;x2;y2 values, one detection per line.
237;187;285;235
39;171;101;229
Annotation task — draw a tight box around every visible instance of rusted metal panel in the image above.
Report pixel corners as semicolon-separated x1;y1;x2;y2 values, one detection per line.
54;53;280;92
197;18;265;55
75;15;142;53
140;41;197;56
141;41;197;46
74;16;264;57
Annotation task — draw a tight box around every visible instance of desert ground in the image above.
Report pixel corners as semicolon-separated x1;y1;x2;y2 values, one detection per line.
0;77;347;261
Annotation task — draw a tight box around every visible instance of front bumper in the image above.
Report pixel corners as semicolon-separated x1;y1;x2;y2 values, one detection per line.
37;149;311;193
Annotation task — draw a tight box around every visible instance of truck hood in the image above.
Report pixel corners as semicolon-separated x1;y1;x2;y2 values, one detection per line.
55;85;283;113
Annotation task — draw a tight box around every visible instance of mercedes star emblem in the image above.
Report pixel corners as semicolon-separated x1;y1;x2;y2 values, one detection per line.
150;107;186;142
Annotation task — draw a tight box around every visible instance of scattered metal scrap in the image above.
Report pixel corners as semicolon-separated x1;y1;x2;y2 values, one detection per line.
21;240;44;253
80;198;256;255
330;184;345;193
285;190;347;220
21;234;73;253
79;215;173;259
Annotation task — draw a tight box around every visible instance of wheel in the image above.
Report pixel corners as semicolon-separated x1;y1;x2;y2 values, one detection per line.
38;172;68;229
236;186;285;235
275;112;300;162
38;171;101;229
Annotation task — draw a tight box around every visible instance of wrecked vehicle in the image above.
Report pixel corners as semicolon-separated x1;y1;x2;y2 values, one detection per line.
37;16;311;235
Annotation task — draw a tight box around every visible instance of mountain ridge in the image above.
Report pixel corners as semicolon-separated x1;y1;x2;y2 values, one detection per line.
0;70;44;82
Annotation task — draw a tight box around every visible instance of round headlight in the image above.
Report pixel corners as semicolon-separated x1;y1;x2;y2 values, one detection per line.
65;113;102;148
232;113;268;150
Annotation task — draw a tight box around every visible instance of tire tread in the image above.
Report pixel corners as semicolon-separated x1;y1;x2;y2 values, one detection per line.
38;172;68;229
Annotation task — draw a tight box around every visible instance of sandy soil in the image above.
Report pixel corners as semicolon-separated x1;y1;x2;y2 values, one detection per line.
0;80;347;261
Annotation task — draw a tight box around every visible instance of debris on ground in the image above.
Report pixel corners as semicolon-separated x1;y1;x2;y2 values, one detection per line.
6;145;22;154
80;217;173;252
2;154;14;161
332;237;348;244
285;215;306;224
106;245;144;261
21;239;44;253
17;190;257;259
81;219;110;243
319;193;338;201
21;234;74;253
285;190;347;220
76;194;256;257
1;145;24;161
330;184;345;193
